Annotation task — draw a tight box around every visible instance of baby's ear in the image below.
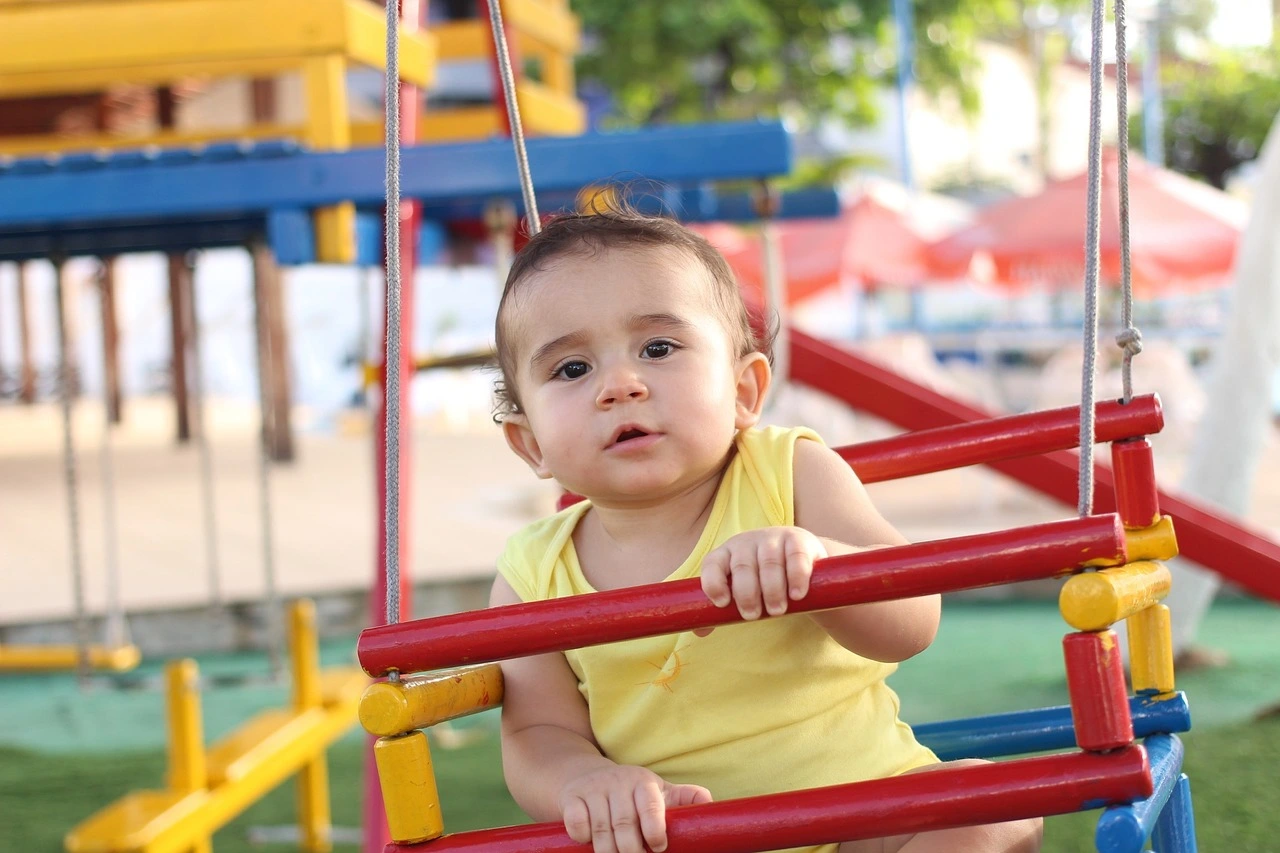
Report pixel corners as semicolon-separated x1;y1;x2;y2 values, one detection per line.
734;352;772;429
503;415;553;479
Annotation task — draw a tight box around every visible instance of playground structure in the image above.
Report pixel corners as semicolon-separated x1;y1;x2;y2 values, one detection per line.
354;389;1198;852
64;599;368;853
5;1;1279;851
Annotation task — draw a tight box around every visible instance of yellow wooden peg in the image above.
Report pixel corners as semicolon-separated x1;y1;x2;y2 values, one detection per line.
374;732;444;844
1059;561;1172;632
360;664;504;738
165;659;208;795
1124;516;1178;562
1128;604;1176;696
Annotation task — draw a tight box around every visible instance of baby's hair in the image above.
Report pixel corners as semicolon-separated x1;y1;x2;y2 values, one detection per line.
492;197;775;420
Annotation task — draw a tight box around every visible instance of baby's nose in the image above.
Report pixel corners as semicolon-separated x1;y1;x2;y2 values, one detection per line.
596;371;648;407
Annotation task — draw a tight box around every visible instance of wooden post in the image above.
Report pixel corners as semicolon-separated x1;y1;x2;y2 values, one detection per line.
16;263;36;404
98;258;122;423
167;253;192;443
251;243;294;462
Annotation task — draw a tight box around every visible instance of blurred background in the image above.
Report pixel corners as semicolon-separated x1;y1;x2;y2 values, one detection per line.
1;1;1278;851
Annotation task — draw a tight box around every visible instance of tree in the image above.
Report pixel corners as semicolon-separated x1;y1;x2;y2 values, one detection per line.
1132;47;1280;188
571;0;1038;132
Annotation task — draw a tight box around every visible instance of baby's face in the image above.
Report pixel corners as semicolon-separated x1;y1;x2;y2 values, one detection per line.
501;245;767;504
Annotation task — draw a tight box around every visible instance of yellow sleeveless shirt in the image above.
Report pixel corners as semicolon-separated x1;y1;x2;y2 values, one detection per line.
497;426;937;853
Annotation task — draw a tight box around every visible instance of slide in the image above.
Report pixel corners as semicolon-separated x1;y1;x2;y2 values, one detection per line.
788;327;1280;604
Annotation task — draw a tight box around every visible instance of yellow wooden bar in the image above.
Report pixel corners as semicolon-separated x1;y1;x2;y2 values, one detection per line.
1128;603;1176;696
1124;516;1178;562
290;600;322;711
0;0;434;96
304;54;356;265
431;19;490;61
64;789;210;853
0;643;139;672
0;123;303;157
516;79;587;135
343;0;436;86
359;664;505;737
1059;561;1172;632
166;660;207;795
374;732;444;844
297;755;331;853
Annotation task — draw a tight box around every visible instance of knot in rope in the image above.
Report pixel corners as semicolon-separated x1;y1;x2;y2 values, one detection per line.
1115;327;1143;358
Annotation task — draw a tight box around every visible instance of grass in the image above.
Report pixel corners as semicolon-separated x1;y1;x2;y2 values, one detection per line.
5;714;1279;852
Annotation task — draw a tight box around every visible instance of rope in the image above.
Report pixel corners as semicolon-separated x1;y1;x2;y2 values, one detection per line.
54;260;91;682
252;248;284;678
383;0;404;632
185;256;223;610
1113;0;1142;402
1078;0;1106;517
753;184;788;385
96;265;127;649
485;0;541;235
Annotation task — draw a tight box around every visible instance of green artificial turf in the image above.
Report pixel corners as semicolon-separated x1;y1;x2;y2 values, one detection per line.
4;716;1279;852
3;598;1277;851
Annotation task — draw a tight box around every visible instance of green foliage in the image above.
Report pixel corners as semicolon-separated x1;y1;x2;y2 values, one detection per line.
1133;47;1280;188
570;0;1049;130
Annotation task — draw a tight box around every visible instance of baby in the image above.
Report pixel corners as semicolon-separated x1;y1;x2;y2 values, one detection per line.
489;209;1043;853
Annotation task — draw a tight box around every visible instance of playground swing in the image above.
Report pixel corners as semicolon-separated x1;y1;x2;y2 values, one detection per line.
356;0;1196;850
0;259;140;675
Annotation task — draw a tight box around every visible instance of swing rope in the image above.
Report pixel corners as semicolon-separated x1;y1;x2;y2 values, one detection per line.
1113;0;1142;403
381;0;541;635
1080;0;1142;517
96;265;128;650
55;260;91;681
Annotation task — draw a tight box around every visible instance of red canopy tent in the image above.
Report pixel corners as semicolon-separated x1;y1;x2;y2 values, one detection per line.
694;181;972;307
926;148;1246;294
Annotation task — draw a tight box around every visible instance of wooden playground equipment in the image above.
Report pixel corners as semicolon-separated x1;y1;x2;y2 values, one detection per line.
64;599;367;853
354;394;1198;852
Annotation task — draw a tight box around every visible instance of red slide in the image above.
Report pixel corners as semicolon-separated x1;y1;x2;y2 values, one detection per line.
788;328;1280;604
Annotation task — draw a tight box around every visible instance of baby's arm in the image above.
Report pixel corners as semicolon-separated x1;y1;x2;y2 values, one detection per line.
792;439;941;663
491;576;711;853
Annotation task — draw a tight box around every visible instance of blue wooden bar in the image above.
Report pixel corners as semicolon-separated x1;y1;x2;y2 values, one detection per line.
1095;734;1185;853
1152;774;1198;853
914;693;1190;761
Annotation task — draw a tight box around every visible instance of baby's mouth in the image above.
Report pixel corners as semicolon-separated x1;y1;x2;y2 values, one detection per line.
613;428;649;445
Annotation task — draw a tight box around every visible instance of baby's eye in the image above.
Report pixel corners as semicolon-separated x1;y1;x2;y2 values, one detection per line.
553;360;590;380
642;340;678;359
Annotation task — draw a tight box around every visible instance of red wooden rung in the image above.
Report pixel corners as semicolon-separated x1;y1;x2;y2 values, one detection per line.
1111;438;1161;529
359;515;1125;677
386;746;1151;853
1064;631;1134;751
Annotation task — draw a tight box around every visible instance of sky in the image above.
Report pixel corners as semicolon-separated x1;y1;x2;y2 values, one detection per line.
1209;0;1274;47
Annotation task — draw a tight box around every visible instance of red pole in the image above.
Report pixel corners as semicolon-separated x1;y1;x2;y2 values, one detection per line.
840;396;1162;484
387;746;1152;853
359;514;1125;676
1110;438;1162;529
1064;631;1134;751
364;3;425;851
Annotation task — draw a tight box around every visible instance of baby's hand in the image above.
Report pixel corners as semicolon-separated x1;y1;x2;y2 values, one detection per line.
699;527;827;622
558;764;712;853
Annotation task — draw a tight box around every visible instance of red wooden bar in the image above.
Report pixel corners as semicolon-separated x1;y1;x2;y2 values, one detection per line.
840;396;1162;484
1064;631;1134;751
1111;439;1161;529
789;328;1280;603
359;514;1124;677
387;746;1151;853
